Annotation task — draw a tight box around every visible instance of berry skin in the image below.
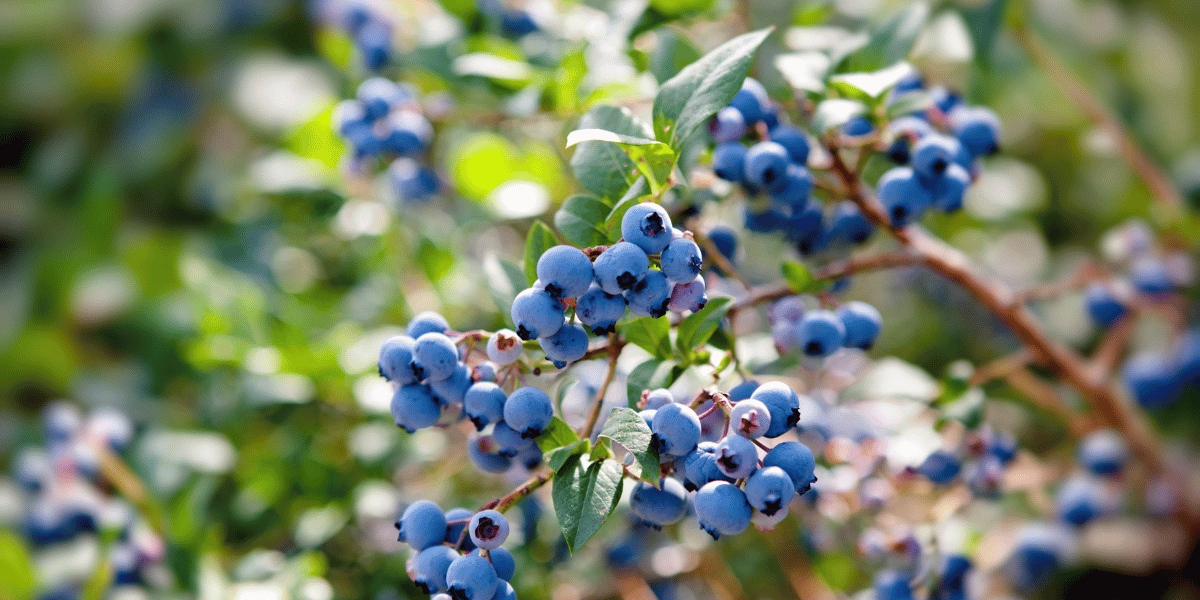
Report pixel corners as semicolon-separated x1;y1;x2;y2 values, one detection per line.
729;88;764;124
487;329;523;365
1122;352;1182;409
593;241;651;295
744;466;796;516
829;201;873;245
987;430;1019;466
489;582;517;600
626;270;671;318
1084;284;1127;329
503;387;554;439
771;164;813;208
919;450;962;484
629;478;689;528
793;310;846;358
763;441;817;493
911;134;961;182
1130;258;1174;296
728;379;760;402
471;547;514;581
510;288;564;340
539;323;589;367
398;500;447;550
472;362;497;383
407;311;450;338
492;421;534;457
391;158;440;202
875;570;914;600
444;507;475;548
378;335;419;384
770;126;810;165
411;546;459;593
710;106;747;142
744;207;787;233
392;384;442;433
536;246;594;299
333;99;367;136
660;238;703;284
752;504;789;531
356;77;404;122
743;141;791;194
621;203;673;255
650;403;702;456
575;284;627;334
668;274;708;312
729;399;771;439
638;409;656;429
682;441;731;490
1007;524;1070;590
464;382;507;430
939;555;972;594
644;388;675;409
445;554;499;600
413;332;460;381
877;167;932;227
842;116;874;136
431;363;472;405
884;116;934;163
714;434;758;479
933;163;971;213
468;510;509;550
712;142;748;182
951;106;1001;156
516;442;543;470
707;226;738;265
694;481;753;539
468;437;513;473
772;320;799;353
1055;475;1113;527
837;301;883;350
383;110;433;156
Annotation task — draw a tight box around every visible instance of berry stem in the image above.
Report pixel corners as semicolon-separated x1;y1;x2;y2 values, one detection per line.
693;230;753;291
578;333;621;439
725;251;919;319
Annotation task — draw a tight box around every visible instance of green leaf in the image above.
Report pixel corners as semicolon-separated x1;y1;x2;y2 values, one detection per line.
829;62;916;101
652;28;773;150
886;90;933;119
649;28;702;84
774;51;831;96
843;3;930;71
598;407;660;484
418;237;455;282
938;387;985;429
554;195;612;247
546;439;590;472
485;256;527;322
604;179;650;243
812;98;868;134
620;317;672;360
552;456;625;552
782;261;821;293
960;0;1009;65
675;296;732;356
625;359;682;409
570;105;656;200
524;221;559;286
284;103;342;170
536;416;581;452
0;530;35;600
566;129;675;196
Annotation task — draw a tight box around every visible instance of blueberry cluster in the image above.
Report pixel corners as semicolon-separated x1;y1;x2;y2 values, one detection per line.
511;204;706;366
332;77;440;202
14;402;165;598
337;1;395;72
396;502;518;600
628;382;817;539
906;427;1019;499
464;382;551;474
770;297;883;357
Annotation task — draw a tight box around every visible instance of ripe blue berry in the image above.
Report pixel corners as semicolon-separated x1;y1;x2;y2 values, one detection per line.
875;570;914;600
575;284;626;335
728;379;759;402
468;510;509;550
408;311;450;338
837;301;882;350
770;126;810;165
510;288;564;340
829;201;873;245
968;455;1005;499
743;141;791;193
1173;329;1200;383
627;270;671;318
355;21;392;71
743;207;787;233
492;421;533;457
744;466;796;516
397;500;447;550
621;203;673;255
539;323;589;367
763;441;817;493
468;437;513;473
694;481;753;539
911;134;960;181
413;332;460;381
1130;258;1174;296
486;329;523;365
951;106;1001;156
356;77;404;122
794;310;846;357
472;362;497;383
1007;524;1070;590
729;88;764;124
682;441;730;490
707;226;737;265
629;478;689;528
1055;475;1113;527
1084;284;1128;329
939;554;972;593
411;545;459;593
919;450;962;484
712;142;748;182
987;430;1019;466
1122;352;1182;409
378;335;418;384
714;434;758;479
430;363;471;405
771;164;813;208
729;399;771;438
391;158;440;202
644;388;674;409
383;110;433;156
933;163;970;213
444;507;475;548
659;238;703;284
593;241;650;294
884;116;934;163
877;167;932;227
931;86;962;113
503;387;554;438
843;116;874;136
668;275;708;312
709;106;746;142
464;382;507;430
516;442;543;470
392;384;442;433
445;553;499;600
650;403;701;456
536;245;594;299
500;9;538;36
332;100;367;136
471;547;514;581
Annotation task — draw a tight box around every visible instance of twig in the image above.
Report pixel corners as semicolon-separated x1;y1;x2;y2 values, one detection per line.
969;348;1035;386
456;470;554;550
1013;260;1103;304
1004;368;1093;438
579;335;621;439
694;230;754;290
1086;316;1134;383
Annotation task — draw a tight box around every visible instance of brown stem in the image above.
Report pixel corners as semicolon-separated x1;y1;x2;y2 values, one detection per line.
1087;316;1134;382
1013;260;1104;304
969;348;1035;386
456;470;554;550
693;230;754;290
1004;368;1094;438
579;334;621;439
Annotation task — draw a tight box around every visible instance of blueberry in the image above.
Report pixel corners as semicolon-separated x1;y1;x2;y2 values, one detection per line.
694;481;753;539
43;401;82;448
644;388;674;409
392;384;442;433
770;126;810;165
472;362;497;383
489;581;517;600
537;246;594;299
411;545;459;593
884;116;934;163
1173;328;1200;383
471;547;514;581
710;106;747;142
743;207;787;232
938;555;972;594
1084;284;1128;329
660;238;703;284
356;77;404;122
445;553;499;600
390;158;440;202
355;20;392;71
630;477;689;528
430;363;472;405
1130;258;1174;296
12;448;50;493
743;141;791;194
751;503;789;531
712;142;748;182
828;201;874;245
714;434;758;479
843;116;874;136
728;380;759;402
1006;524;1070;590
383;110;433;156
951;106;1001;156
593;241;650;294
1055;475;1113;527
500;9;538;36
468;436;513;473
413;332;460;382
791;213;829;256
408;311;451;339
784;201;823;245
487;329;524;365
771;164;813;208
967;455;1005;499
341;2;372;33
575;284;627;335
398;500;447;550
668;275;708;313
1122;352;1182;409
911;134;961;182
876;167;931;227
626;270;671;318
650;403;701;456
930;86;961;114
763;441;817;493
772;320;799;353
729;399;771;439
729;88;764;124
332;100;367;136
932;163;970;213
516;442;543;470
875;570;914;600
919;450;962;484
503;387;554;439
467;510;509;550
621;204;673;255
987;430;1019;466
444;507;476;549
511;288;564;340
492;421;534;457
464;382;507;430
793;310;845;358
837;301;882;350
744;466;795;517
681;442;730;490
1078;429;1127;476
539;323;589;366
707;226;738;265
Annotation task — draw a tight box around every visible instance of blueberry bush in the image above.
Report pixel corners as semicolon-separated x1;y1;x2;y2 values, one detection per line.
4;1;1200;600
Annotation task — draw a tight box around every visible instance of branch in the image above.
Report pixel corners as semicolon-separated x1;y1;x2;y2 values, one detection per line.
1013;260;1104;304
580;334;621;439
726;250;919;318
1086;316;1134;382
457;469;555;550
969;348;1035;386
1004;368;1094;438
693;230;753;290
